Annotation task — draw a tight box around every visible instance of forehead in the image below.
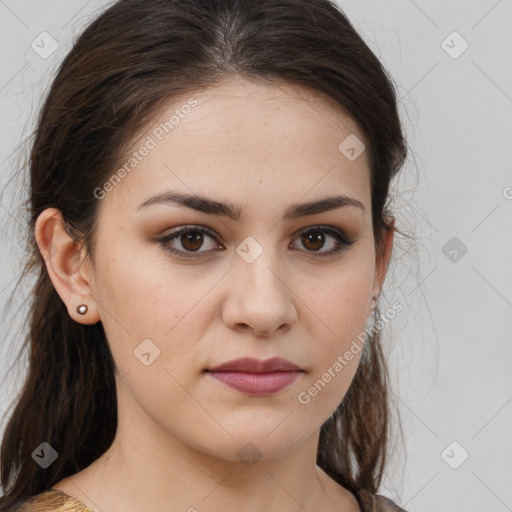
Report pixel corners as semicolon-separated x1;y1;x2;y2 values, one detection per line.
99;78;371;219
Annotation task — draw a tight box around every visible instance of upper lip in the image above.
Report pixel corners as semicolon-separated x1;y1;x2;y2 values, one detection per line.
207;357;302;373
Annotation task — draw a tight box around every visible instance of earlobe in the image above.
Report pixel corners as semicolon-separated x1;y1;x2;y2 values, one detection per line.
34;208;101;325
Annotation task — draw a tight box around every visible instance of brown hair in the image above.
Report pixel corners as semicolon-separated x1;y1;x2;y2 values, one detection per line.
0;0;408;508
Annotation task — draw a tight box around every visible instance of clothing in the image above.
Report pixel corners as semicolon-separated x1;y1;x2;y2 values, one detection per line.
14;487;408;512
13;489;95;512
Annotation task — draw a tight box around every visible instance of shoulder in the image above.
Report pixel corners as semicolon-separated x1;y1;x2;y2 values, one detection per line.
357;488;409;512
11;489;96;512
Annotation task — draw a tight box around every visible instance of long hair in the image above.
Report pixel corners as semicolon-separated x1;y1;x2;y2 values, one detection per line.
0;0;408;508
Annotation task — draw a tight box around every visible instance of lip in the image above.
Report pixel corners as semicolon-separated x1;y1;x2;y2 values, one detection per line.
207;357;302;373
205;357;303;396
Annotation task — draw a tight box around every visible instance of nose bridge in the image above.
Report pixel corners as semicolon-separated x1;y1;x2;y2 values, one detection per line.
223;234;296;335
235;234;283;292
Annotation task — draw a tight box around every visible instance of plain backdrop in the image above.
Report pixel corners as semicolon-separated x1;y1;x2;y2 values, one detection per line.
0;1;511;511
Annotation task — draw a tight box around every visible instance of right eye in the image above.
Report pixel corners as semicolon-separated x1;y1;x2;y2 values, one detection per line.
156;225;223;258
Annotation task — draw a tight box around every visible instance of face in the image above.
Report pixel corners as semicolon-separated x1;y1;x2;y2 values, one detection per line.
85;78;389;462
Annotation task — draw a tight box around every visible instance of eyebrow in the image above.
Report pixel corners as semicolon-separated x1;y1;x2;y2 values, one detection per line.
136;190;364;220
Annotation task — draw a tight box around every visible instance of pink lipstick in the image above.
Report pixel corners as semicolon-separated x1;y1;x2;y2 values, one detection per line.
205;357;303;396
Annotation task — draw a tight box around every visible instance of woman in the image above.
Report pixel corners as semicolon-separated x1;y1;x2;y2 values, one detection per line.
0;0;410;510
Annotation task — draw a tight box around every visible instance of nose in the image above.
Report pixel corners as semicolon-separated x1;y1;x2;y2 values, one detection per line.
221;245;297;337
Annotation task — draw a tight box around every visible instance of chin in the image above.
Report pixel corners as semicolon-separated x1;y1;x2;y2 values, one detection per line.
194;429;306;466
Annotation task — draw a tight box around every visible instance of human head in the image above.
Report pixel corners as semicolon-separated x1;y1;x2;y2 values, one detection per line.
0;0;407;507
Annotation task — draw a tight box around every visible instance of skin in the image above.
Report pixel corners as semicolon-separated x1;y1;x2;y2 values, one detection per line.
35;77;393;512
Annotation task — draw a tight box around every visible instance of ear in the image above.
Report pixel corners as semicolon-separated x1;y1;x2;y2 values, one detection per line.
34;208;101;325
370;216;395;313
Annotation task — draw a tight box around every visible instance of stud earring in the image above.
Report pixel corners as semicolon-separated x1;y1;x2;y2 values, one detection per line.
76;304;88;315
370;293;379;313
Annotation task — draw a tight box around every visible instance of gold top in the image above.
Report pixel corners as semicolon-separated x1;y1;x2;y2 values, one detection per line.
17;487;408;512
17;489;96;512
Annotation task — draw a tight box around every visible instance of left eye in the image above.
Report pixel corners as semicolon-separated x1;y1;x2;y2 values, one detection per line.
290;227;353;256
157;225;353;259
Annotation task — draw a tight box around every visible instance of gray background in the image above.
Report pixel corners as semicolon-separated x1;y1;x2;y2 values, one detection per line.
0;1;511;511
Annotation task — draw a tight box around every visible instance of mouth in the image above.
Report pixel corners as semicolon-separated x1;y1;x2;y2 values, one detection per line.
205;357;304;396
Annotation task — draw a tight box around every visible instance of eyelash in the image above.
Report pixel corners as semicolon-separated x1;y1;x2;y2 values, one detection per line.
156;224;354;259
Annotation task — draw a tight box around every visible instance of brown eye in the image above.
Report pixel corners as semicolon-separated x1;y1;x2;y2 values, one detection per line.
157;224;353;260
290;226;354;257
157;225;221;258
180;231;204;252
301;231;325;251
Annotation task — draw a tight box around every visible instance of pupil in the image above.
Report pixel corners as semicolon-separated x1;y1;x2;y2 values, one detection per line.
182;232;203;251
303;232;324;251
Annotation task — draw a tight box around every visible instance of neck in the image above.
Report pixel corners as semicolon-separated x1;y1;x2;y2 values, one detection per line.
53;382;360;512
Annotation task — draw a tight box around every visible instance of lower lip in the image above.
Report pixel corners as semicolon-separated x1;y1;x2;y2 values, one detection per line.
207;371;302;395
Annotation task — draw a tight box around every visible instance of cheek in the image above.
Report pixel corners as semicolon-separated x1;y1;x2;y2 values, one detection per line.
295;294;368;421
93;244;220;370
300;264;373;343
296;259;373;398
